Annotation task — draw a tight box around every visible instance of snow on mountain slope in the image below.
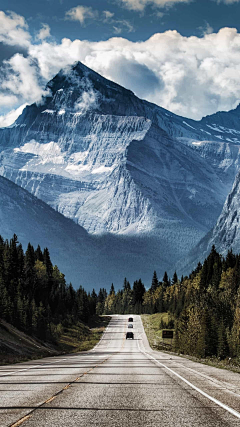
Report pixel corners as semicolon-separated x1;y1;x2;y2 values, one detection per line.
1;61;240;267
0;175;178;290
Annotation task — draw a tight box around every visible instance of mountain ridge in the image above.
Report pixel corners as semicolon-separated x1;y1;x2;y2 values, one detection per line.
1;61;240;276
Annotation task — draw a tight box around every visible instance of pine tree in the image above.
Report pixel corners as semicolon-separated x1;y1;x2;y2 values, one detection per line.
35;245;44;262
172;271;178;285
43;248;53;278
110;283;115;295
150;271;159;292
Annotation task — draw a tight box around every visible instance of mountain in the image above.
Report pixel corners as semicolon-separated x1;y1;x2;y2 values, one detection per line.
179;169;240;273
0;175;177;289
1;61;240;274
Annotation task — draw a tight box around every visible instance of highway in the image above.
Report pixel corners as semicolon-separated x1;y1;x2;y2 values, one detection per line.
1;315;240;426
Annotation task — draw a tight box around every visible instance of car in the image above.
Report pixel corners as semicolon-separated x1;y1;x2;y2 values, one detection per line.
128;324;133;328
126;332;134;339
128;317;133;322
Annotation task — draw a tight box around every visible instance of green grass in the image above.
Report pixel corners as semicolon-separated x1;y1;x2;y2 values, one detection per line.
141;313;240;374
58;316;111;353
141;313;174;350
0;315;111;365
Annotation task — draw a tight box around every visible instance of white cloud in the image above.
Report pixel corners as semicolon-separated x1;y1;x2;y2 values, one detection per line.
2;11;240;121
65;6;98;25
25;27;240;119
0;10;31;47
118;0;192;12
36;24;51;41
198;22;213;36
214;0;240;4
75;89;99;115
103;11;115;20
0;93;18;107
0;103;27;128
64;6;133;34
1;53;49;104
113;20;135;34
73;77;100;114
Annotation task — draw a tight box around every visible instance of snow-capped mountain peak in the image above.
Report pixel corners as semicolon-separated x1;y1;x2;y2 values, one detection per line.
2;61;240;271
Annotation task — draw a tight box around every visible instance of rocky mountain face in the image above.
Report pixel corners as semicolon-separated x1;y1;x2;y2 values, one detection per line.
180;170;240;273
0;175;175;289
1;61;240;279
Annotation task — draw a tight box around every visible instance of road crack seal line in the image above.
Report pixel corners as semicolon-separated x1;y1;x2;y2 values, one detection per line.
8;350;121;427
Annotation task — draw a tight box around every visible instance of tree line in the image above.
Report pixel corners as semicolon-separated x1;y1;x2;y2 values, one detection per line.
0;234;105;341
98;246;240;360
1;234;239;360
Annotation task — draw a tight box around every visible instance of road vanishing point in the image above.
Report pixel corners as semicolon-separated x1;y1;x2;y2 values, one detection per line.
1;315;240;426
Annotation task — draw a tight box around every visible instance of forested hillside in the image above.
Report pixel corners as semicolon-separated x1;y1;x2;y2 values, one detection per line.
0;234;105;342
98;246;240;360
1;234;239;361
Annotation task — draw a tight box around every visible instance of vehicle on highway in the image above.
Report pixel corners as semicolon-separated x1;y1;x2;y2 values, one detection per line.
128;324;133;328
128;317;133;322
126;331;134;339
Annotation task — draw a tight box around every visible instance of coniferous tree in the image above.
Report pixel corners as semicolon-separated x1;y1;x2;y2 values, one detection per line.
110;283;115;295
172;271;178;285
150;271;159;292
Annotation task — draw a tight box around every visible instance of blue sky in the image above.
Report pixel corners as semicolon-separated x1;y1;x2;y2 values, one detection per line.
1;0;240;125
2;0;240;42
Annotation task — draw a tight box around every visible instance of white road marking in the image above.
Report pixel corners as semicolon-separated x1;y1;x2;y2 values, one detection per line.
137;320;240;421
169;361;240;397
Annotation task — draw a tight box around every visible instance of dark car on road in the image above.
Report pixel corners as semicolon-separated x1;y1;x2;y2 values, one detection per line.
126;331;134;339
128;324;133;328
128;317;133;322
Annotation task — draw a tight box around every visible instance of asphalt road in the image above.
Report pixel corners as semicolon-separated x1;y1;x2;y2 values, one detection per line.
1;315;240;426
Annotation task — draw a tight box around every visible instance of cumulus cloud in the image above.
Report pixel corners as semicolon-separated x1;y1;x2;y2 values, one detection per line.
65;6;98;25
0;10;30;47
3;11;240;122
1;53;49;104
25;27;240;119
36;24;51;41
117;0;192;12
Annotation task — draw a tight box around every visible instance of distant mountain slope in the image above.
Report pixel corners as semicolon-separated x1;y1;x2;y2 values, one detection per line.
180;169;240;273
0;175;177;289
2;61;240;272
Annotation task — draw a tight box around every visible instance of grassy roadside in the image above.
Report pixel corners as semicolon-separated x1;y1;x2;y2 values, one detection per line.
141;313;174;350
0;315;111;365
58;315;111;353
141;313;240;374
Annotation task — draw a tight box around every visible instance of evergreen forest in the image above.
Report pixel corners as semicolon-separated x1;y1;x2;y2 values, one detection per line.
0;235;240;360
